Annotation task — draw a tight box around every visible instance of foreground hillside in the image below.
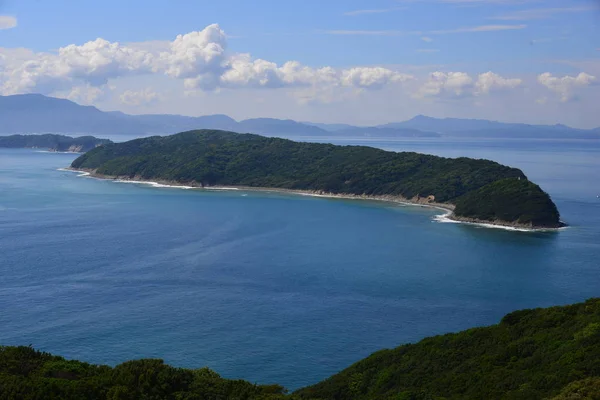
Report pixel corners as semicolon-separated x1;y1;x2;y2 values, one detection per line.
297;298;600;399
0;134;111;152
1;299;599;399
71;130;561;228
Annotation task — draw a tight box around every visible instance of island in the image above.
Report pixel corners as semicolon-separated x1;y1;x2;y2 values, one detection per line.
2;298;599;399
70;129;563;229
0;134;112;153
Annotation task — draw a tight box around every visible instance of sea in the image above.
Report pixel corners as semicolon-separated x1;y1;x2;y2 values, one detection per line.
0;136;599;390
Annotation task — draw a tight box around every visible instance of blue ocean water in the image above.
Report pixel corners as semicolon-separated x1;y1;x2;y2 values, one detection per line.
0;138;599;390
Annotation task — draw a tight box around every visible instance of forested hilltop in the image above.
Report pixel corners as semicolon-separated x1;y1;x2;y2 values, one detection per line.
71;130;562;228
2;299;599;399
0;134;111;152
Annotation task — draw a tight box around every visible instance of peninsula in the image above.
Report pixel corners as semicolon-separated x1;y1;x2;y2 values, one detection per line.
70;130;563;229
0;134;112;153
2;298;599;399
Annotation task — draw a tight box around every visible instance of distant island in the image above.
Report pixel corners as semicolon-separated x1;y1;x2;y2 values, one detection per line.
2;298;599;399
1;93;598;139
0;134;111;153
70;130;563;229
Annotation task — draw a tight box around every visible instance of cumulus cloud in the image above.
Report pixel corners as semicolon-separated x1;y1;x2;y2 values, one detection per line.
158;24;228;87
64;85;108;104
415;72;474;98
0;15;17;30
341;67;413;89
120;88;159;106
475;71;521;94
0;23;413;99
216;57;340;89
415;71;521;98
537;72;597;102
49;84;112;105
1;38;153;95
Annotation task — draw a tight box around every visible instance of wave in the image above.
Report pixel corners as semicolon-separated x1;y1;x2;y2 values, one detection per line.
114;180;195;190
36;150;82;154
59;168;565;233
57;168;90;177
204;187;240;191
432;211;568;233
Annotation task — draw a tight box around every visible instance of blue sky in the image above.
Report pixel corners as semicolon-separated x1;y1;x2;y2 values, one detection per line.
1;0;599;127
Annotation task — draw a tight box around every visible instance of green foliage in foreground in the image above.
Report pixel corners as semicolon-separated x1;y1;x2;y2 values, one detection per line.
296;298;600;400
2;300;600;399
0;134;111;152
71;130;560;226
453;178;562;227
0;347;288;400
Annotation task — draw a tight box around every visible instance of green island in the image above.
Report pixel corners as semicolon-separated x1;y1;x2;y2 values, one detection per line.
0;134;111;153
2;299;599;399
70;129;562;229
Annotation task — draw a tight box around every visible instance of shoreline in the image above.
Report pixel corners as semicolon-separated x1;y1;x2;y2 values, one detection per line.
64;167;565;232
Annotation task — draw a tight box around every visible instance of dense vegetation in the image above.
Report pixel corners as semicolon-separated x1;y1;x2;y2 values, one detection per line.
71;129;561;227
296;298;600;400
454;178;562;227
2;299;599;399
0;346;288;400
0;134;111;152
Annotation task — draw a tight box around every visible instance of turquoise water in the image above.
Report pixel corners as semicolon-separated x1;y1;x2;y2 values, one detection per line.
0;138;599;390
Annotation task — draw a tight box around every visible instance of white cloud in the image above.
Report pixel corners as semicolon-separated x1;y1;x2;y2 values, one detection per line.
415;71;521;98
421;37;433;42
341;67;413;89
416;72;474;98
490;6;596;20
0;24;413;99
343;7;405;16
325;30;404;36
0;15;17;30
120;88;159;106
215;56;336;89
417;49;440;53
59;39;155;84
50;84;111;105
325;24;526;36
0;38;154;95
537;72;597;102
157;24;228;86
475;71;522;94
66;85;107;104
428;24;526;34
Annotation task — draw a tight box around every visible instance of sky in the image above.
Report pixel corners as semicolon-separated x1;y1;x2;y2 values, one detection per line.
1;0;599;128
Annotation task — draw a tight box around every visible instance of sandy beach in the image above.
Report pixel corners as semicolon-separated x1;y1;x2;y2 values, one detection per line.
63;167;565;232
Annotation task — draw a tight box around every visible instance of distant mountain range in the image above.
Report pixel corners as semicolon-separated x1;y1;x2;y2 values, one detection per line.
1;94;598;139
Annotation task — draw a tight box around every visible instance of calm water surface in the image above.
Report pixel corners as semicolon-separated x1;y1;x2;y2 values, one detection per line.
0;137;599;389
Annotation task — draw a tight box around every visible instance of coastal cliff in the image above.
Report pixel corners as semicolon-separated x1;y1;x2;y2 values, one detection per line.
70;129;563;229
0;134;111;152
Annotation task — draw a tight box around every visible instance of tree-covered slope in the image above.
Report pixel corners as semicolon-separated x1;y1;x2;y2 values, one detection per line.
296;298;600;400
71;129;561;227
0;346;287;400
453;178;561;227
0;134;111;152
2;300;599;399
